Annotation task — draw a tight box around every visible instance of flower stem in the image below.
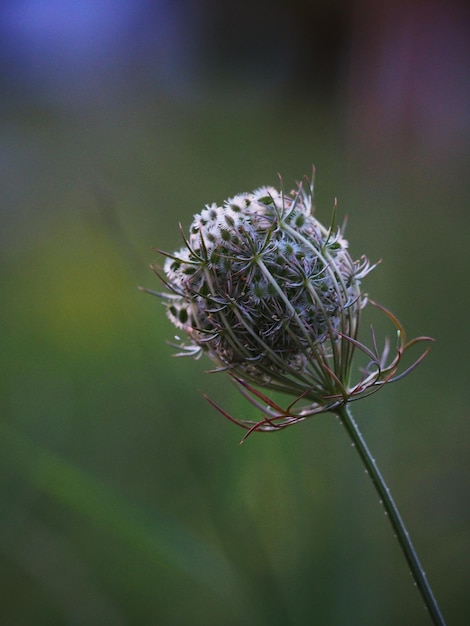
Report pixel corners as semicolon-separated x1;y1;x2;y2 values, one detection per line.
335;404;446;625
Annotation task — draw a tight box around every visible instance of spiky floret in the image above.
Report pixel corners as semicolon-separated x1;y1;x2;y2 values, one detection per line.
146;173;432;433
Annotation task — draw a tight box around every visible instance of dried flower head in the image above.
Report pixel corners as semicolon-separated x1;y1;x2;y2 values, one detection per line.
144;172;432;435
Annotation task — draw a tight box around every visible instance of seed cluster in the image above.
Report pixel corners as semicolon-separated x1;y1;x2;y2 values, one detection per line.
161;181;371;388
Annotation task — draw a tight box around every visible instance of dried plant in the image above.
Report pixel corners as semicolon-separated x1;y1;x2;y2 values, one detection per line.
142;171;445;625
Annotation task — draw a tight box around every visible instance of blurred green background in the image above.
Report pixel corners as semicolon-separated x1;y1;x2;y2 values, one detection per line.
1;2;469;624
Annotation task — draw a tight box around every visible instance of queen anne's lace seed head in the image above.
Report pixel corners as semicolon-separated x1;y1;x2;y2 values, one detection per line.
160;176;370;380
147;172;432;433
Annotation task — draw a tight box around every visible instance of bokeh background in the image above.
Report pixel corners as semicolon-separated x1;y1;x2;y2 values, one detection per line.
1;1;469;624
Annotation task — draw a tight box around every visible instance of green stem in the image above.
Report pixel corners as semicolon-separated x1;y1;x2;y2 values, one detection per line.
335;404;446;626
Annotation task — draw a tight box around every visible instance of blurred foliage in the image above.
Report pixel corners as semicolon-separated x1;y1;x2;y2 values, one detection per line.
1;2;469;625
